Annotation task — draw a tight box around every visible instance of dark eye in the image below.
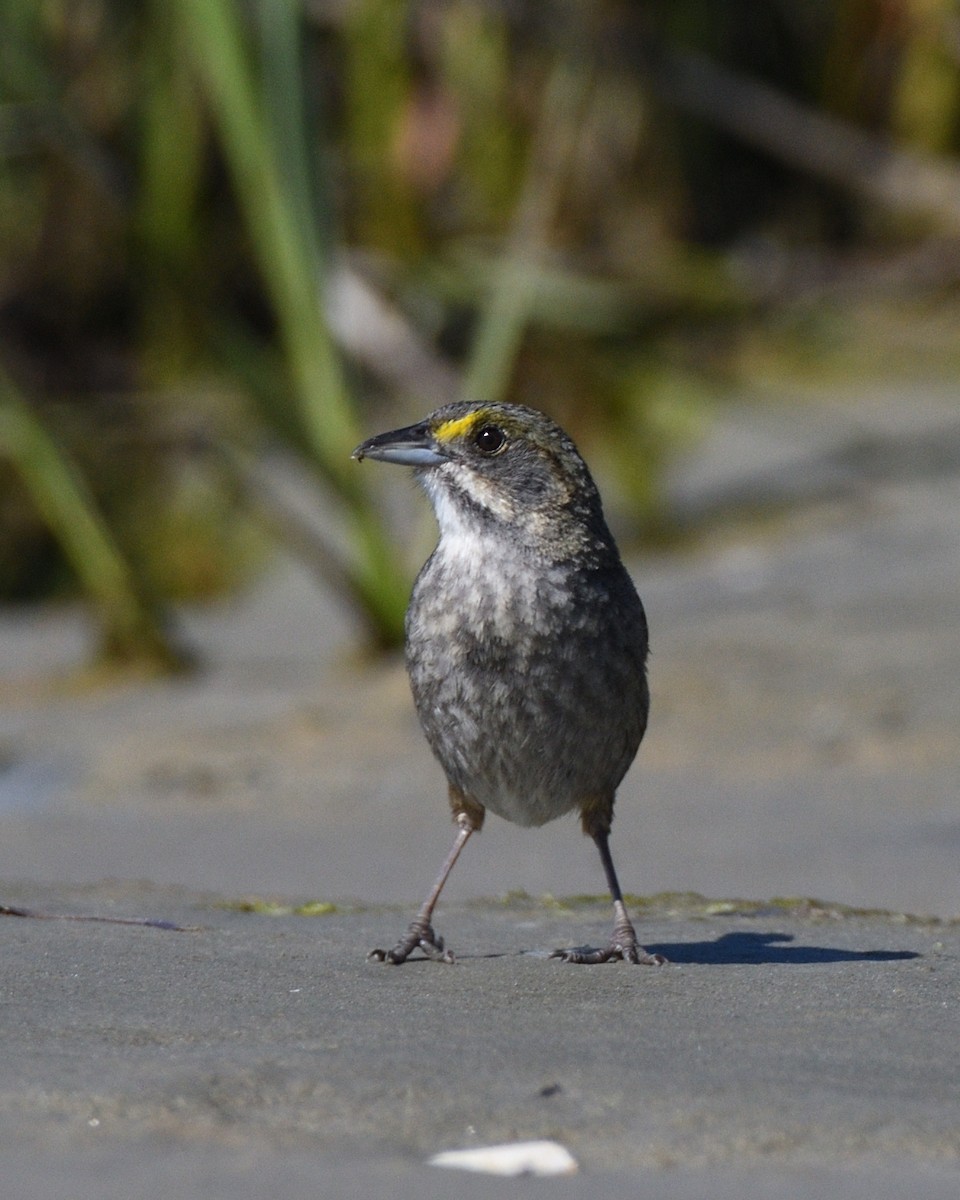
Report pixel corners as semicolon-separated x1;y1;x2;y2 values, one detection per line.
473;423;506;455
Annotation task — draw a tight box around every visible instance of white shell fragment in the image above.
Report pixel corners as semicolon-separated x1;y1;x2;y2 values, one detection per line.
428;1140;578;1177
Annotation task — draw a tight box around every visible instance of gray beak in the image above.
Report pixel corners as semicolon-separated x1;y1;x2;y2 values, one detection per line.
352;420;447;467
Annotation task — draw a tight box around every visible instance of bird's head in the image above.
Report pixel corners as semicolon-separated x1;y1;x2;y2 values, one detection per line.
354;402;611;561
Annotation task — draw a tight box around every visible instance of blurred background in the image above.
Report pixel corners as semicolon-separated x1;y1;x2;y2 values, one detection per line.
2;0;960;668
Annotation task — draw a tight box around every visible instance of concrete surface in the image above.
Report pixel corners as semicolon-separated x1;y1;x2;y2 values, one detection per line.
1;381;959;1196
1;885;958;1199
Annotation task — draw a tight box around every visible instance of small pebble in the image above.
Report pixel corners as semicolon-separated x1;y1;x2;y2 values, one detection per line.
428;1140;578;1176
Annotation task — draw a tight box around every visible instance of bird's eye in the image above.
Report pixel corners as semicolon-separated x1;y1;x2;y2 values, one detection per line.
473;423;506;455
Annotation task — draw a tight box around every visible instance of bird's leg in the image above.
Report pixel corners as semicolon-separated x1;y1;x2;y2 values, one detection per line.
553;829;666;965
369;812;476;964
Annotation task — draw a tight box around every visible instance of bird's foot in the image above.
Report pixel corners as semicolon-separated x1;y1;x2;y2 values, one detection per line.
551;916;666;966
368;920;455;965
551;942;666;965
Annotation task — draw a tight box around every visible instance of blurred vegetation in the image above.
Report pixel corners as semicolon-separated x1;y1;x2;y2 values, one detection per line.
1;0;960;664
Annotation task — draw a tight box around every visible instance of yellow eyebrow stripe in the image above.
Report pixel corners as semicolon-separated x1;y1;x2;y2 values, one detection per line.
433;411;487;443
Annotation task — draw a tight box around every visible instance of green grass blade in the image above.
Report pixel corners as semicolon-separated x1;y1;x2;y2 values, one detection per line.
463;57;591;403
0;367;182;668
174;0;407;644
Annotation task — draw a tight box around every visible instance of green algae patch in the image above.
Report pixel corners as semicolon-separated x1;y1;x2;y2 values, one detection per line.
219;897;339;917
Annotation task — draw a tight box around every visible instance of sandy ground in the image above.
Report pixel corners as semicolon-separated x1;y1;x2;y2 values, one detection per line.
1;381;959;1197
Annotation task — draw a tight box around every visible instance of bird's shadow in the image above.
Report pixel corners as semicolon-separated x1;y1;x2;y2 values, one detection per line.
641;930;920;965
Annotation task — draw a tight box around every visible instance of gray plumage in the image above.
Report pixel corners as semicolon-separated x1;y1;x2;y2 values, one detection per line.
405;403;648;829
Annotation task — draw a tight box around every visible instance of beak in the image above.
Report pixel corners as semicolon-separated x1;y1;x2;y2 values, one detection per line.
352;420;447;467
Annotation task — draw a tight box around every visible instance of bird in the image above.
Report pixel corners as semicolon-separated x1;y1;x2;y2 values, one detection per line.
353;401;664;965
